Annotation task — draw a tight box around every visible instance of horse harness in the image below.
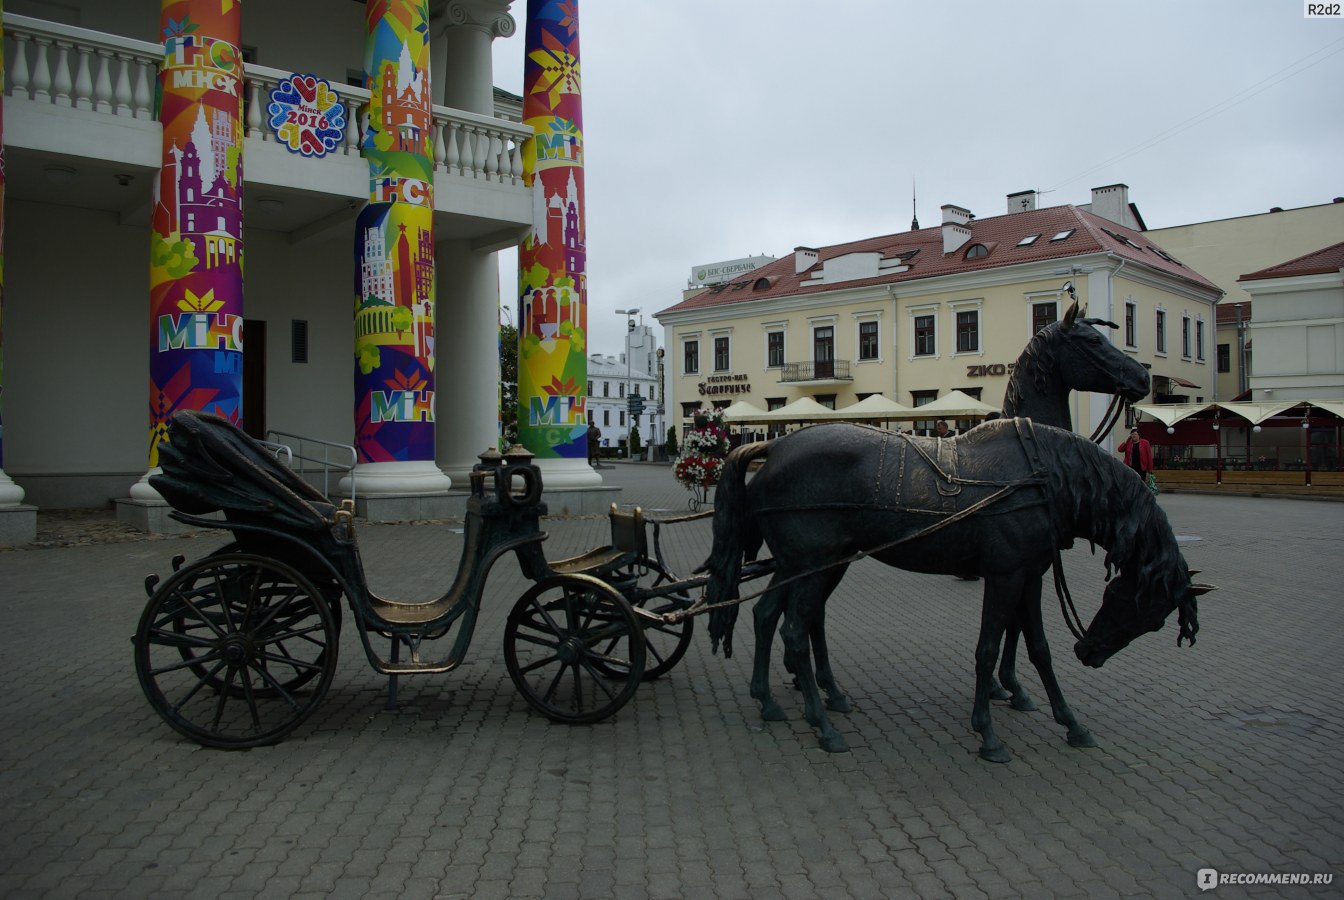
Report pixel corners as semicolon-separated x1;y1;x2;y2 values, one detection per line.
691;419;1094;641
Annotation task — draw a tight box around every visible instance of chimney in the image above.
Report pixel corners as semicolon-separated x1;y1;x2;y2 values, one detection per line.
794;246;818;274
1007;189;1037;214
941;204;972;254
1090;183;1131;226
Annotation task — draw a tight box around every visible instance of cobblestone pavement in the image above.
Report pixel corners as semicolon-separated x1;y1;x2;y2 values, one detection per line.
1;462;1341;898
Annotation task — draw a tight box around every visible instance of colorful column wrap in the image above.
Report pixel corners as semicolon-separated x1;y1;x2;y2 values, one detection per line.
353;0;437;464
148;0;246;467
517;0;588;460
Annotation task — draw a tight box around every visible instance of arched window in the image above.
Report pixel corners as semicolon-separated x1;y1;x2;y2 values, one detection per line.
964;243;989;260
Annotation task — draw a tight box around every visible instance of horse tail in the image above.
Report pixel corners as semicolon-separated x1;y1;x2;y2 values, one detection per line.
700;440;771;658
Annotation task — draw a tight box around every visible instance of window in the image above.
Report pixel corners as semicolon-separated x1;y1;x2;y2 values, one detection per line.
1124;301;1137;348
1050;229;1075;242
815;394;837;410
956;310;979;353
619;382;625;399
1196;319;1206;361
910;389;938;434
965;244;989;259
291;320;309;364
619;411;626;427
649;385;656;401
767;331;784;367
1181;315;1192;359
587;380;593;396
1031;302;1057;335
914;314;936;356
766;397;786;411
1217;343;1230;373
813;326;835;378
858;321;879;360
1016;234;1041;247
602;381;609;397
1155;310;1167;354
683;340;699;374
603;409;610;426
714;336;730;372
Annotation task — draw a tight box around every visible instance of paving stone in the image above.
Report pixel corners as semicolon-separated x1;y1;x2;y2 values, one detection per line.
1;476;1341;898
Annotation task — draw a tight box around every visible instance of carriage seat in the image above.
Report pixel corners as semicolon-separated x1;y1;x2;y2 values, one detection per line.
548;504;647;578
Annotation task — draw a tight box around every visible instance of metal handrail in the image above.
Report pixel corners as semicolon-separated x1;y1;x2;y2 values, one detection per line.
265;430;357;503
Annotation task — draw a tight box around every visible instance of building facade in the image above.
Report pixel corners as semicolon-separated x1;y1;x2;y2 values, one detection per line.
1146;199;1344;400
586;323;664;455
656;185;1222;444
1;0;529;515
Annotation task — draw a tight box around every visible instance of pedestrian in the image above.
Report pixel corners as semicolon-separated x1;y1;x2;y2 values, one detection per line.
587;423;601;466
1117;426;1155;491
934;420;954;438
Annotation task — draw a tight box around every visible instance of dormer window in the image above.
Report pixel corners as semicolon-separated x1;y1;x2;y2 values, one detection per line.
1050;229;1076;242
1016;234;1041;247
964;243;989;260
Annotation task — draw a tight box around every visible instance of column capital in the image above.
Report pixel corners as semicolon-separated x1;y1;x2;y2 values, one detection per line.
438;0;516;39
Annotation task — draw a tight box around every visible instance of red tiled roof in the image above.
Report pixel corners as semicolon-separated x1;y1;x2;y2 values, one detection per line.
656;205;1219;318
1239;241;1344;282
1215;302;1252;326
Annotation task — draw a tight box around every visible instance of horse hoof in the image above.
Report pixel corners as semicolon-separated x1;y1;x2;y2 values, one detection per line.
979;745;1012;764
760;701;787;722
1068;728;1098;749
825;696;852;714
1010;695;1038;713
819;734;849;753
990;684;1012;701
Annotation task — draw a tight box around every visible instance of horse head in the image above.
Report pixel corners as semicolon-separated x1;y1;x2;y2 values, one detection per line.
1053;300;1151;403
1073;565;1211;668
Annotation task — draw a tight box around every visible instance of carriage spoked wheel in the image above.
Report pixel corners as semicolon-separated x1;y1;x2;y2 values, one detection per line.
168;546;342;697
134;554;338;749
595;558;694;681
503;575;646;724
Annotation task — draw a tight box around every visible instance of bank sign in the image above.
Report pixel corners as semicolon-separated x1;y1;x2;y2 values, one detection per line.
690;255;775;286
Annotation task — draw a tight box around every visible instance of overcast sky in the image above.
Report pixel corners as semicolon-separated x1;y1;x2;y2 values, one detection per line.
490;0;1344;355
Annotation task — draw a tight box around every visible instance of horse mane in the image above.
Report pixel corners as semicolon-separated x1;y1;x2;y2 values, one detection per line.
1002;324;1060;416
1042;427;1198;645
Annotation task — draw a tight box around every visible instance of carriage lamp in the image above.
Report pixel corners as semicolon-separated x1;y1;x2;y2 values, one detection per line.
1166;426;1175;434
1253;425;1262;433
1302;419;1311;429
1211;421;1219;431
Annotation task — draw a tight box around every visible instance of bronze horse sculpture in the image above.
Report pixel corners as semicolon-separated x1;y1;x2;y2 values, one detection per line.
753;296;1152;719
703;419;1206;761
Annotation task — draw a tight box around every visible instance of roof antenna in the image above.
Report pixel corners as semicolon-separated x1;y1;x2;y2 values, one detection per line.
911;177;919;231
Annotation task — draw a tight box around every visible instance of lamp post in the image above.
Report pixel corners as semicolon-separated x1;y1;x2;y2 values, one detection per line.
615;308;640;458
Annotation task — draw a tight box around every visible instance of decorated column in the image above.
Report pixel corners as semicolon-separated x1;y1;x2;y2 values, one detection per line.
342;0;452;500
0;0;25;510
516;0;599;488
131;0;246;502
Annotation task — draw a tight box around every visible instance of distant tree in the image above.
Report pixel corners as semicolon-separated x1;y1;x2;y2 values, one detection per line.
629;424;642;458
499;321;518;447
665;425;678;457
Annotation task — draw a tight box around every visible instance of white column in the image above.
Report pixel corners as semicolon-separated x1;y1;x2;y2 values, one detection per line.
433;1;515;114
436;239;504;483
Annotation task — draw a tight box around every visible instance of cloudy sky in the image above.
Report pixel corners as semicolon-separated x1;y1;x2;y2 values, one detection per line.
491;0;1344;354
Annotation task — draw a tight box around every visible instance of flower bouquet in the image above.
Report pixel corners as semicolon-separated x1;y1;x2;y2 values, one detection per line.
674;407;730;508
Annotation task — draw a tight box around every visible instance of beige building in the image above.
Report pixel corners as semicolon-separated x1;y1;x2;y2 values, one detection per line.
1146;199;1344;399
1238;242;1344;401
656;185;1221;444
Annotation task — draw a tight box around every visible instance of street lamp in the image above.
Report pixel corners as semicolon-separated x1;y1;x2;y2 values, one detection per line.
614;308;641;458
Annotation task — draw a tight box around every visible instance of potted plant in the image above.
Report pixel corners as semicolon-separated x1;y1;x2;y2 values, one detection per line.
673;407;730;509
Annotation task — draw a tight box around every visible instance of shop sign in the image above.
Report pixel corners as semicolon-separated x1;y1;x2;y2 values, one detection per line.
698;373;752;396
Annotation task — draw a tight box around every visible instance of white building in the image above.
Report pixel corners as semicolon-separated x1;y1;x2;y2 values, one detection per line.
586;323;664;456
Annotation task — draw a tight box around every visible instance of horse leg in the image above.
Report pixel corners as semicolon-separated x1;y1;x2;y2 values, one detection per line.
781;580;848;753
998;609;1038;712
1019;577;1097;750
750;576;788;722
808;565;852;713
973;575;1017;763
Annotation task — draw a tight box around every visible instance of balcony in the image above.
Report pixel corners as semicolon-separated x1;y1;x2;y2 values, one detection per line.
779;360;853;384
2;12;532;246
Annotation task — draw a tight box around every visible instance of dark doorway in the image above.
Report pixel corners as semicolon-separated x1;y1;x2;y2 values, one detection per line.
813;326;834;379
243;319;266;439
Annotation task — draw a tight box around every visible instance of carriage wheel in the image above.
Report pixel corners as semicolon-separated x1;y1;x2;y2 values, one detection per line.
503;575;646;724
597;558;694;680
134;554;338;749
171;552;342;697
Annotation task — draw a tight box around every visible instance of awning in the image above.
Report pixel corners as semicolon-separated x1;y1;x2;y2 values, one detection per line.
1132;402;1213;427
822;394;916;420
1158;374;1202;389
719;400;769;423
913;389;1000;418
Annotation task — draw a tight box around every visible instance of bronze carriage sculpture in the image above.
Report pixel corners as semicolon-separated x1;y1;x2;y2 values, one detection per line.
132;410;735;749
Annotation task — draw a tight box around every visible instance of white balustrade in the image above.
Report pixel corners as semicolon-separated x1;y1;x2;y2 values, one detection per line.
3;12;531;191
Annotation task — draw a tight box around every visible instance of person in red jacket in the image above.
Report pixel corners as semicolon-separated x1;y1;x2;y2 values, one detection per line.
1117;426;1153;479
